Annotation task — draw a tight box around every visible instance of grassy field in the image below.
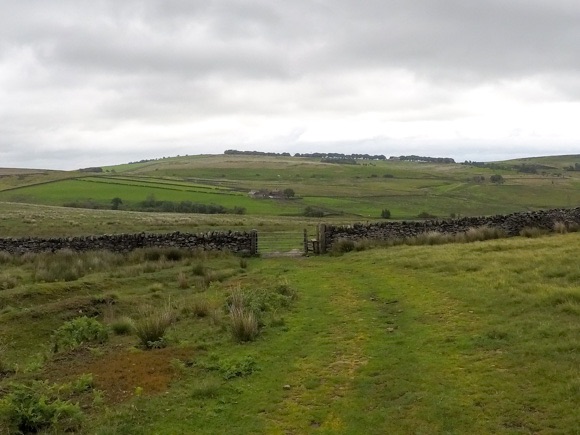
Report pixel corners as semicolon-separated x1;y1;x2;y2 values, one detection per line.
0;232;578;434
0;203;329;237
2;154;580;221
0;154;579;433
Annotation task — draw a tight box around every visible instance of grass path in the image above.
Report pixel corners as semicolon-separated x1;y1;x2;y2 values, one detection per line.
82;237;578;434
242;255;481;433
247;243;579;434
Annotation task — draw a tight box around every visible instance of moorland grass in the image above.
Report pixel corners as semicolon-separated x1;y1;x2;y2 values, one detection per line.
0;230;579;433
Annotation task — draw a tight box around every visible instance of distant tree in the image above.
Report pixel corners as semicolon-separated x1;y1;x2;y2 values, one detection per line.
380;209;392;219
283;188;296;199
111;197;123;210
490;174;505;184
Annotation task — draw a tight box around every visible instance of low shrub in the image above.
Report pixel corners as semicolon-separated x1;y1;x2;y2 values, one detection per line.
218;355;259;380
52;316;109;353
417;211;437;219
275;280;298;300
0;380;84;434
198;355;259;380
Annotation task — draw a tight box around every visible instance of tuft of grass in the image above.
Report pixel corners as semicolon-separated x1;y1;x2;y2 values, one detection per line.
190;378;221;399
33;250;86;282
331;238;356;254
411;231;452;245
553;221;568;234
131;302;176;349
192;262;206;276
229;307;259;342
193;275;211;291
188;295;213;318
275;280;298;300
461;226;507;242
520;226;549;238
177;271;189;289
0;272;19;290
164;248;184;262
110;317;133;335
148;282;165;293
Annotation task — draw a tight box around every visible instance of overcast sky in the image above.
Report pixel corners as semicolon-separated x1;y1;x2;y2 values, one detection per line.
1;0;579;170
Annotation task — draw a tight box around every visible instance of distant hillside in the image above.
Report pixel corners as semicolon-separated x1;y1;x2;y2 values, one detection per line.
0;154;579;221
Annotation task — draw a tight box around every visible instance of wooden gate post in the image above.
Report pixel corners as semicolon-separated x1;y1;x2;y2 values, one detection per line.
318;224;327;254
303;229;308;254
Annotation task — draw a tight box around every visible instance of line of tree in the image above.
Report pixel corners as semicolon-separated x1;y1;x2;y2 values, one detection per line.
295;152;387;160
397;155;455;164
137;196;245;214
462;161;507;170
224;150;387;160
224;150;291;157
63;196;246;215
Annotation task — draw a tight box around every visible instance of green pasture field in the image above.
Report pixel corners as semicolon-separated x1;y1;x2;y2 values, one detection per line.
86;176;233;192
2;154;580;221
1;232;578;434
0;178;304;216
501;153;580;169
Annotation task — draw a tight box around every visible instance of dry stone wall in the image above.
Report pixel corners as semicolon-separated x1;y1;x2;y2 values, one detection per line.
0;230;257;255
322;207;580;251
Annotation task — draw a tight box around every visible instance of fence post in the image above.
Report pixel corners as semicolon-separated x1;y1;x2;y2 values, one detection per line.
303;229;308;254
250;230;258;256
318;224;327;254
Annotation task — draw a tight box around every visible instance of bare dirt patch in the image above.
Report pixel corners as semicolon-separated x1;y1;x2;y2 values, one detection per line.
43;344;195;404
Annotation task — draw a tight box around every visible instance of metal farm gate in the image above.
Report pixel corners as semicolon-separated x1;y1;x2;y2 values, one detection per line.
257;229;316;257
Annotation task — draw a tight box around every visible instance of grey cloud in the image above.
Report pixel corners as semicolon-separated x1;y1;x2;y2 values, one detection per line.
1;0;579;169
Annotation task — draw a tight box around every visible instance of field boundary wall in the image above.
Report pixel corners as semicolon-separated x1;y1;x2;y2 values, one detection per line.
0;230;258;255
319;207;580;253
